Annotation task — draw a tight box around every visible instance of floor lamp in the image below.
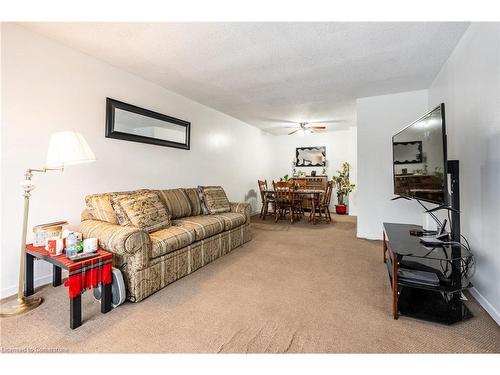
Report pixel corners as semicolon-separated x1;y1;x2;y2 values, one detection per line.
0;131;96;317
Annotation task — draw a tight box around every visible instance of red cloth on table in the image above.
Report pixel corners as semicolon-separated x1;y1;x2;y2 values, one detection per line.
64;255;113;299
25;245;113;299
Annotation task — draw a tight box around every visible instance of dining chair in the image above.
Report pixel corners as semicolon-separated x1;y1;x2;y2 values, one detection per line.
273;181;301;223
312;180;334;223
258;179;275;219
292;180;305;217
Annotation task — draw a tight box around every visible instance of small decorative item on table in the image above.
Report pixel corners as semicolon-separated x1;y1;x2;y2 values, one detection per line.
45;237;64;256
83;238;98;253
24;244;113;329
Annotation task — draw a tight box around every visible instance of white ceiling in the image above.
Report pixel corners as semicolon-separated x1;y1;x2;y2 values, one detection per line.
22;22;469;134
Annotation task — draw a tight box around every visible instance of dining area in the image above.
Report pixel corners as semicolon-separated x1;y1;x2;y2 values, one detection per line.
257;178;334;225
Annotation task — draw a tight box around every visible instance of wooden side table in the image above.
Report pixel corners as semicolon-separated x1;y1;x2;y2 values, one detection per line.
25;244;113;329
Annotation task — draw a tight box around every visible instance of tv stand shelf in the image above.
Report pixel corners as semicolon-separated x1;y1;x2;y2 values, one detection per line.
385;255;472;293
383;222;473;325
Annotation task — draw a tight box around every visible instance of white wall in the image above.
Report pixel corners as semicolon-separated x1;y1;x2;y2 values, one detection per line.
268;128;358;214
428;23;500;324
356;90;430;239
0;24;274;297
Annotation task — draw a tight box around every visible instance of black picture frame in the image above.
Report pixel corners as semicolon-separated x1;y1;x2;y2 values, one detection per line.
295;146;326;167
105;98;191;150
392;141;423;164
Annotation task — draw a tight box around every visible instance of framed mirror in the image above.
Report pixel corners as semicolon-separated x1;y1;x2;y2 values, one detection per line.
106;98;191;150
393;141;422;164
295;146;326;167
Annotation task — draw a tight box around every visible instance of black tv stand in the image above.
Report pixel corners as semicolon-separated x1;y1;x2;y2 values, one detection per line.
385;159;474;324
383;222;473;324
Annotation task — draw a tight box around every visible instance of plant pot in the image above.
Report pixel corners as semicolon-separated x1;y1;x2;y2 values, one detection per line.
335;204;347;215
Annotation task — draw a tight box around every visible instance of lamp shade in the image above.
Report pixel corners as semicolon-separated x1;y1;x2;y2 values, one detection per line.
46;131;96;168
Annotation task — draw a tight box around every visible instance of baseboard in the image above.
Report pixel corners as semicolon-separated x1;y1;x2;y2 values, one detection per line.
1;273;53;300
356;231;383;240
469;287;500;326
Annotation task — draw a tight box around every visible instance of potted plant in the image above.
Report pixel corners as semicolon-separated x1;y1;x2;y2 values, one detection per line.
332;162;355;215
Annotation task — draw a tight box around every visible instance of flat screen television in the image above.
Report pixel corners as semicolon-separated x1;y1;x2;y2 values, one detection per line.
392;103;448;205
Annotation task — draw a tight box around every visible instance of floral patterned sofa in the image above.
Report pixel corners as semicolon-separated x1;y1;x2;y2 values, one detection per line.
80;187;251;302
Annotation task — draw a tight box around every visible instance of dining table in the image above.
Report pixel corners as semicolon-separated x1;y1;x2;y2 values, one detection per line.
262;188;325;224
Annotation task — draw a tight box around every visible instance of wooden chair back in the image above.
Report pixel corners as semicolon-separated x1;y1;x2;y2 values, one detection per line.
258;180;268;202
322;180;334;206
273;181;294;203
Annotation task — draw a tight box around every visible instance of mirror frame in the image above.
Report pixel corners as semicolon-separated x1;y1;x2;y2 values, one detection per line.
295;146;326;167
105;98;191;150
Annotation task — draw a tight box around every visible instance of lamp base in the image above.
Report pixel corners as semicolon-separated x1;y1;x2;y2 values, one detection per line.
0;296;43;317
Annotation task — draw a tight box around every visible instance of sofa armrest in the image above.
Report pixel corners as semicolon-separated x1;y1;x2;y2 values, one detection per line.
80;220;151;271
229;202;252;223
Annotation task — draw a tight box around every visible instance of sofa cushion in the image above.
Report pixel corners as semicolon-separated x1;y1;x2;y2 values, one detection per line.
215;212;246;231
173;215;225;241
183;188;202;216
197;186;230;215
156;189;192;219
114;191;171;233
150;225;196;258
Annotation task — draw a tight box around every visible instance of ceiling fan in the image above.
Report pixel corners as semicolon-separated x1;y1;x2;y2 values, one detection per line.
286;120;343;136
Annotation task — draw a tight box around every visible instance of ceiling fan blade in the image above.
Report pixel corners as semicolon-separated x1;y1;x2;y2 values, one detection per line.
288;129;300;135
308;126;326;129
305;119;348;124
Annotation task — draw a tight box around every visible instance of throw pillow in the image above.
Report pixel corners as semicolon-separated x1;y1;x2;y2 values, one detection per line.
109;190;150;226
197;186;230;215
85;194;118;224
113;191;171;233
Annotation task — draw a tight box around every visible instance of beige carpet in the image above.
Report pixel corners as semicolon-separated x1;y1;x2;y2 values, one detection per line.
1;215;499;353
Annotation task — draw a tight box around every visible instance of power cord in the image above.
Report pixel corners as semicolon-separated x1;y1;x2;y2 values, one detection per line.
417;199;474;281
